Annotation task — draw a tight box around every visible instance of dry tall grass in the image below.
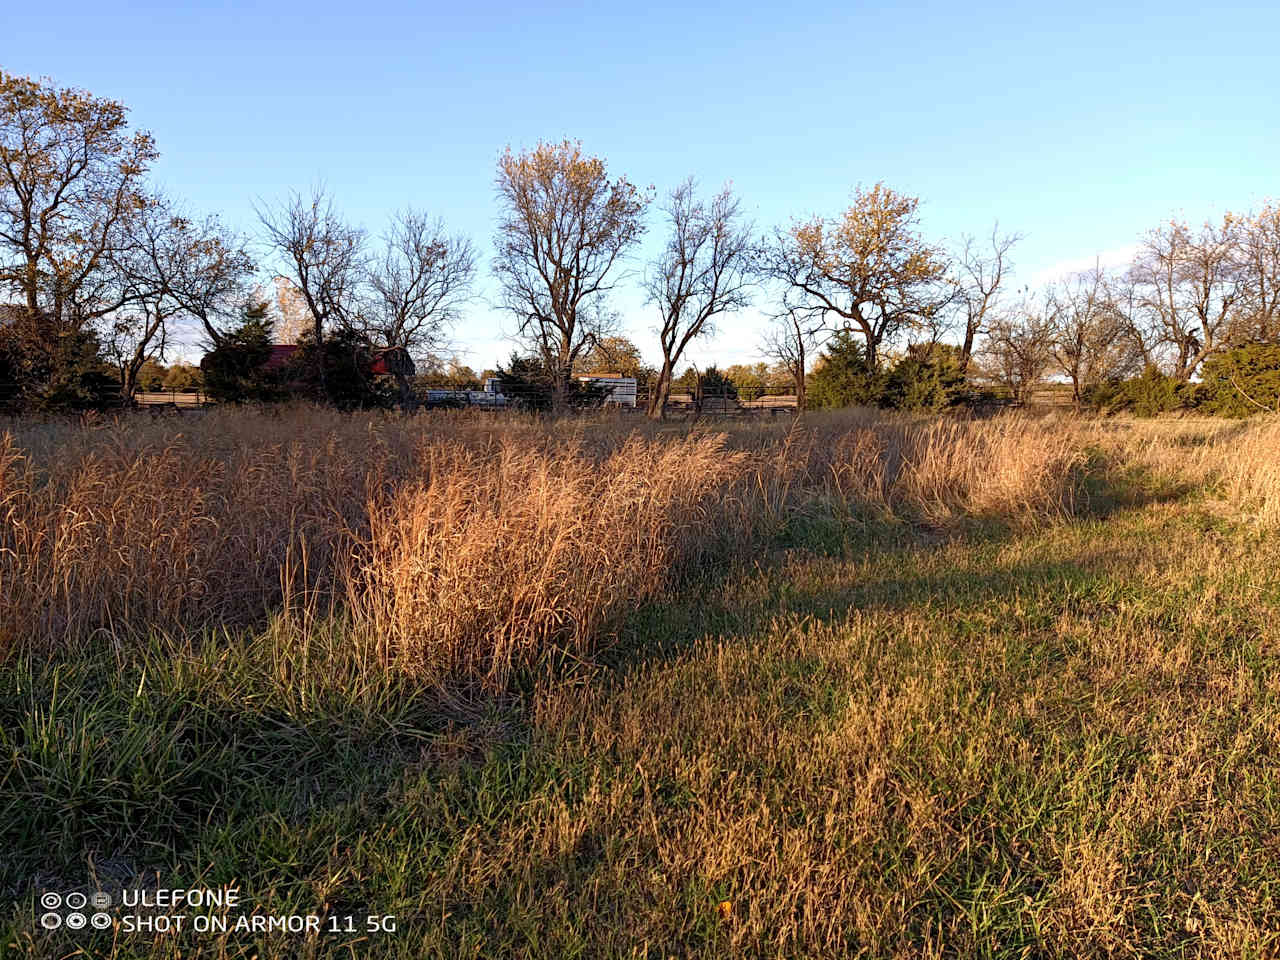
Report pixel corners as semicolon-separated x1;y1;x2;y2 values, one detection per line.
1099;415;1280;524
1;406;1274;685
800;412;1090;521
349;433;743;689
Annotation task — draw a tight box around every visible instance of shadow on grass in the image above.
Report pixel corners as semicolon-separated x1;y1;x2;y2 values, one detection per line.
0;630;529;904
593;456;1207;680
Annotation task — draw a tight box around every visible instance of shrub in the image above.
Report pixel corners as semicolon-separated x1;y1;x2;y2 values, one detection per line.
286;327;395;411
137;359;167;391
162;363;204;392
699;365;737;399
495;353;612;411
806;331;882;409
808;335;966;412
0;319;120;412
200;303;285;404
0;328;25;413
1082;377;1124;411
1098;365;1191;417
881;344;967;412
1195;343;1280;417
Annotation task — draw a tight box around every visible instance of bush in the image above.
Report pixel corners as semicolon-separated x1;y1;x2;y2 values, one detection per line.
699;365;737;399
27;329;120;411
137;359;167;391
1095;365;1191;417
1195;343;1280;417
0;328;24;413
1082;378;1125;411
200;304;285;404
0;323;119;412
882;344;967;412
162;363;204;392
808;335;966;412
494;353;612;411
806;331;883;410
285;327;395;411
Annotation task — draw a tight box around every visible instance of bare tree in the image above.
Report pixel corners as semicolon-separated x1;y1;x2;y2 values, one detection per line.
1128;216;1245;379
493;140;648;409
162;217;254;349
760;308;822;411
1102;270;1158;369
101;200;182;399
259;190;478;409
1048;266;1143;405
258;187;366;399
981;301;1056;404
765;183;952;371
953;224;1020;372
364;210;476;406
644;179;755;419
270;277;311;345
103;200;252;399
1240;203;1280;343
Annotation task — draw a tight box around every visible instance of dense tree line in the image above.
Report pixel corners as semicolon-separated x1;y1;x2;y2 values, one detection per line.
4;68;1277;416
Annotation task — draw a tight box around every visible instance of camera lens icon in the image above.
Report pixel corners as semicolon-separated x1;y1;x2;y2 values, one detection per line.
40;892;61;910
91;891;111;909
65;892;87;910
91;913;112;930
65;912;87;930
40;912;62;930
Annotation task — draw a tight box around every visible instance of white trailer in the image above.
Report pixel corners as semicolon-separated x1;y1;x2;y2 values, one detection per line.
577;375;637;407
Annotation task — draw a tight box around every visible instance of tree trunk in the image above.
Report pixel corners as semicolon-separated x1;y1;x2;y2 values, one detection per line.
648;361;672;420
312;317;329;403
960;326;977;373
553;357;572;414
795;339;807;411
121;367;138;405
393;371;417;412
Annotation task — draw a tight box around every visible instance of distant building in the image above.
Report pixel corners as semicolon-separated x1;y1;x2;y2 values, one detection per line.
263;344;300;371
577;374;637;407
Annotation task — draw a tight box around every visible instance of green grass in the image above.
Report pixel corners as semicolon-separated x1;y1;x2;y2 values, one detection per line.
4;478;1280;958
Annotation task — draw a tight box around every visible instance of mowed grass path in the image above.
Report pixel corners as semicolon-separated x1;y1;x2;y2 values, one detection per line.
4;476;1280;957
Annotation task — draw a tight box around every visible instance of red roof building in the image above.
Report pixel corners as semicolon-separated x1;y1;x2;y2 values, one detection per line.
263;344;300;371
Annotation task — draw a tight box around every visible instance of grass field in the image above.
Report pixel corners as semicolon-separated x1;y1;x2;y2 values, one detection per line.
2;408;1278;958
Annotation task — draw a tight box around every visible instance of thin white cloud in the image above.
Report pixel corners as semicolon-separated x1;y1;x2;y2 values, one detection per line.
1024;244;1141;289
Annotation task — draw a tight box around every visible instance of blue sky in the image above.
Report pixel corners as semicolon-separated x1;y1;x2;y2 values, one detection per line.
6;1;1278;369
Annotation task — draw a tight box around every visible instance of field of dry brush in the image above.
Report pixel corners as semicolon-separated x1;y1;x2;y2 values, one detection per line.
2;408;1278;958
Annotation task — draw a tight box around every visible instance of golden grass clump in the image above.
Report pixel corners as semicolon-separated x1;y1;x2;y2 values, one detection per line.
805;412;1089;521
348;433;744;688
0;415;375;657
1202;416;1280;524
1088;414;1280;524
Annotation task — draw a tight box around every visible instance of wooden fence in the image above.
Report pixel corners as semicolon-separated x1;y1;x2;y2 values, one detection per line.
134;390;214;408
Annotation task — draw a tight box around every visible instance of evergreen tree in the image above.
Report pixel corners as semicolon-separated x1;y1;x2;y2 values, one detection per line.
882;344;967;412
805;330;882;409
495;353;611;411
287;326;395;411
200;301;283;403
1196;344;1280;417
